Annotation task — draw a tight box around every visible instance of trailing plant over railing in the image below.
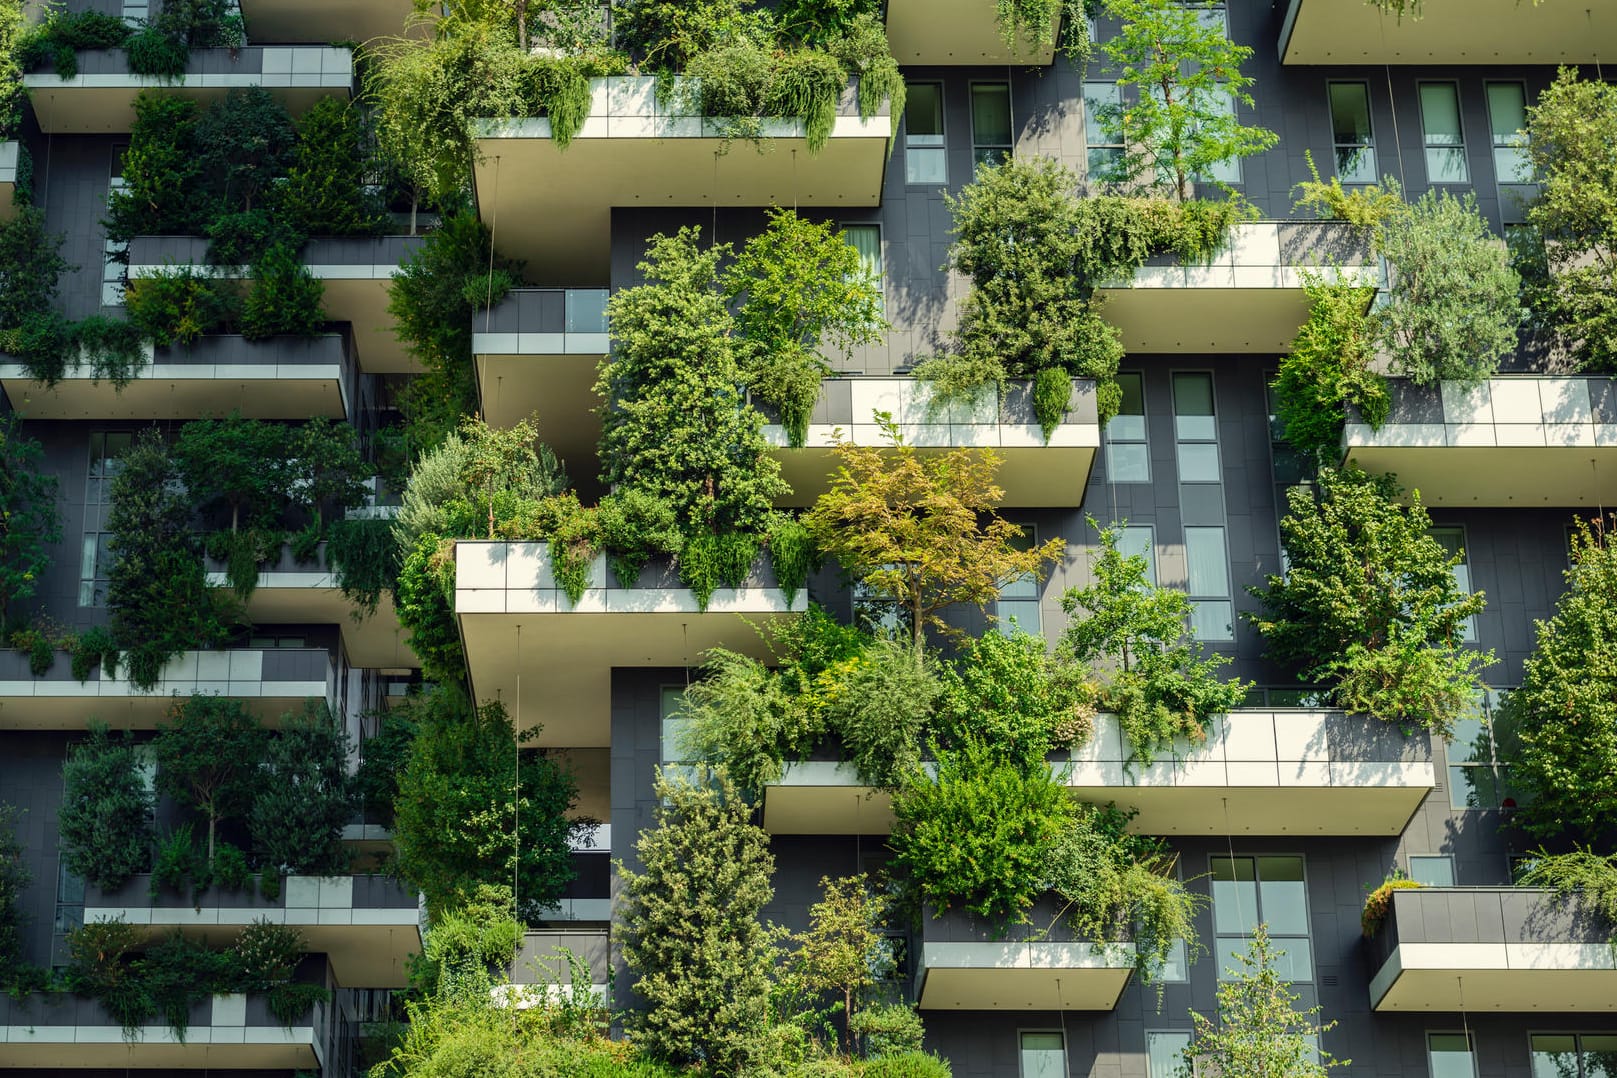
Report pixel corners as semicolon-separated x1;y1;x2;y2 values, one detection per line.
1270;276;1386;474
1360;870;1420;938
994;0;1099;64
1517;849;1617;937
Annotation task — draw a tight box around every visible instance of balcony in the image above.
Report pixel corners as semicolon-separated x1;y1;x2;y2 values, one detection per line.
0;141;18;221
1279;0;1617;65
0;647;334;729
0;333;353;421
763;376;1101;508
0;972;326;1068
472;287;610;463
23;46;353;134
1097;221;1381;353
126;235;427;374
917;899;1135;1010
239;0;415;45
83;874;421;989
204;542;416;669
1343;376;1617;507
1368;888;1617;1012
472;76;893;281
455;541;807;748
885;0;1059;64
763;710;1433;837
494;929;612;1008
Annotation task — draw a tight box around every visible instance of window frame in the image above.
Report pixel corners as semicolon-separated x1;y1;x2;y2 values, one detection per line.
1116;524;1158;588
1210;853;1315;983
1104;371;1150;483
1327;81;1378;185
1428;525;1478;643
1427;1031;1480;1078
1083;81;1124;182
1485;80;1531;185
995;523;1043;638
1528;1031;1617;1078
841;222;884;314
1147;1030;1193;1078
1417;80;1470;185
1408;854;1456;887
1017;1029;1068;1078
903;81;948;187
969;80;1014;176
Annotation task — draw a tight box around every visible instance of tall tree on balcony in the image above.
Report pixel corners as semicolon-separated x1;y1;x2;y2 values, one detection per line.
58;724;155;892
0;416;61;631
1096;0;1277;202
154;695;268;866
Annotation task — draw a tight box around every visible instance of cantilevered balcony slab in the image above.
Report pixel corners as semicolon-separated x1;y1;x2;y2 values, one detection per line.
918;902;1134;1010
0;648;334;729
239;0;416;44
472;76;892;281
1279;0;1617;65
456;541;806;748
0;141;19;222
1343;376;1617;507
205;543;417;669
1368;888;1617;1012
472;287;610;464
765;761;894;835
85;874;422;989
23;46;352;134
885;0;1058;64
126;235;426;374
763;377;1100;508
1097;221;1381;353
0;333;352;420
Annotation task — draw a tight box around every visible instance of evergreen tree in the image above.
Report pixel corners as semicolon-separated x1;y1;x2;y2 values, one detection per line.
0;415;62;630
58;723;155;892
153;695;268;866
250;702;355;876
0;802;29;971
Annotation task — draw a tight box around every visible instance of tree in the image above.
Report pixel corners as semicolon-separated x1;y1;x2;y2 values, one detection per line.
934;629;1095;769
153;695;269;865
1495;520;1617;840
172;411;292;533
58;723;155;892
1523;67;1617;371
1271;278;1386;473
0;802;28;971
618;767;780;1074
1060;518;1249;763
279;97;386;238
1098;0;1278;201
289;417;371;534
787;875;888;1054
599;227;788;536
193;87;297;215
1248;467;1493;735
104;92;204;243
1184;923;1348;1078
0;415;62;630
802;419;1063;652
250;702;355;876
392;687;590;922
1372;188;1521;384
724;209;886;447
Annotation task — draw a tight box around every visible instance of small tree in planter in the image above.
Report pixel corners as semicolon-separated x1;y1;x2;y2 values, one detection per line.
0;415;62;631
250;701;355;877
59;722;155;892
154;695;268;866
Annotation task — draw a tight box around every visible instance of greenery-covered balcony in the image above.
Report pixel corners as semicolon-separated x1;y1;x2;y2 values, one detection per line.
916;899;1136;1011
0;141;18;222
0;332;354;421
1097;220;1381;353
455;541;808;748
82;874;422;989
885;0;1060;64
203;541;415;669
1279;0;1617;65
126;235;427;375
1367;887;1617;1012
238;0;415;47
763;376;1101;508
22;46;354;134
493;929;612;1007
0;647;334;729
472;76;894;281
1342;376;1617;508
471;286;611;460
0;980;327;1069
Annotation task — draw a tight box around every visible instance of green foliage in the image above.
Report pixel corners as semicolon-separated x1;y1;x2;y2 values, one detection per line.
355;711;417;827
124;22;190;79
211;841;252;891
1249;467;1493;734
0;803;27;971
935;630;1096;768
150;823;205;900
782;874;893;1054
107;430;226;689
174;411;292;534
0;416;62;629
105;93;206;243
13;8;131;78
280;97;387;237
1060;518;1249;763
825;638;939;789
1291;149;1405;232
408;885;521;998
327;517;402;615
618;768;780;1075
267;979;331;1027
392;688;589;922
766;513;818;607
1360;872;1421;939
679;531;759;612
1272;278;1386;473
1187;923;1349;1077
236;919;306;991
394;533;462;683
195;87;297;217
154;695;269;866
250;702;354;876
1518;849;1617;935
58;724;154;893
242;245;326;339
858;1052;953;1078
398;416;569;549
70;316;147;388
1524;68;1617;371
124;265;239;346
1096;0;1277;201
1372;188;1521;384
1495;521;1617;840
891;741;1075;925
597;489;683;588
70;625;119;682
545;492;600;606
291;417;371;529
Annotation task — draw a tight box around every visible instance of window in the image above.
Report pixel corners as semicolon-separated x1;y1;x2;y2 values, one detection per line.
1428;1033;1478;1078
1419;83;1468;184
1148;1031;1192;1078
1172;372;1220;483
1531;1034;1617;1078
247;635;307;648
1446;692;1517;810
1428;527;1477;642
1184;525;1233;642
104;147;130;307
1197;88;1242;185
855;572;911;639
1146;938;1190;983
1104;372;1150;482
659;685;699;787
1019;1031;1066;1078
1409;855;1455;887
843;224;883;314
1328;82;1377;184
971;82;1012;173
1117;524;1157;587
1211;855;1312;982
904;83;946;185
1084;82;1123;180
1486;82;1531;183
996;527;1042;637
79;432;132;606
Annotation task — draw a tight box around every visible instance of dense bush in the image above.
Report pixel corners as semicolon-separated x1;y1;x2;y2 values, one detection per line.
1271;279;1387;472
250;702;354;876
0;415;63;630
58;724;155;892
0;802;27;974
933;629;1096;768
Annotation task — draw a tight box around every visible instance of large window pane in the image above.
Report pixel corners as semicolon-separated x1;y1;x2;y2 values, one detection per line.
972;82;1012;171
1257;856;1308;935
1530;1034;1579;1078
1176;442;1222;482
1190;600;1234;642
1420;83;1468;183
1428;1033;1477;1078
1583;1036;1617;1078
1020;1032;1066;1078
1329;82;1377;183
1172;372;1215;415
1117;525;1157;586
1409;855;1455;887
1184;527;1230;596
1211;856;1258;935
1487;82;1531;182
905;83;946;185
1147;1032;1192;1078
1107;442;1150;482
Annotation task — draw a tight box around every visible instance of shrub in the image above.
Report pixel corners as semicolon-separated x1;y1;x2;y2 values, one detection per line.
58;724;154;892
766;513;818;607
241;244;326;339
279;97;386;237
935;630;1096;768
104;92;204;243
211;841;252;891
825;639;939;789
326;517;401;616
150;823;205;900
1360;874;1421;938
1518;849;1617;934
1272;279;1386;473
124;265;238;346
407;885;522;998
14;10;131;78
859;1052;953;1078
250;701;354;876
234;919;305;992
679;531;759;612
0;803;28;970
596;489;683;588
70;625;119;682
679;648;801;797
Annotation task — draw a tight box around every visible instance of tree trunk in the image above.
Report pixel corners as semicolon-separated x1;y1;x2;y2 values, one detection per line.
844;987;855;1054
